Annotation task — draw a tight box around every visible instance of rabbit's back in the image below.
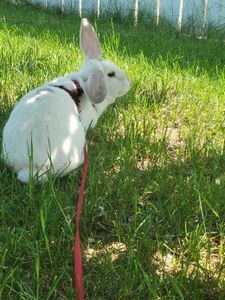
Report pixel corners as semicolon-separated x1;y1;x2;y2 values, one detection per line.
3;86;85;180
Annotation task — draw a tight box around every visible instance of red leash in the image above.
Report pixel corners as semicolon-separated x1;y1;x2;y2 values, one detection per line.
74;143;88;300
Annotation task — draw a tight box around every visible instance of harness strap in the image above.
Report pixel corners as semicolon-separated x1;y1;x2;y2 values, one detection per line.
58;80;84;108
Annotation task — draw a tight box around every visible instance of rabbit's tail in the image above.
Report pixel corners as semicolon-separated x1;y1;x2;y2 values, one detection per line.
17;168;30;183
17;167;47;183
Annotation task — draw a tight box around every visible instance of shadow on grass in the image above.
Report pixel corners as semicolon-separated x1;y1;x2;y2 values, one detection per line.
85;249;225;299
1;116;224;298
81;142;225;298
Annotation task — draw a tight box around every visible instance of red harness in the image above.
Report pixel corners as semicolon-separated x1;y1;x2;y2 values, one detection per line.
59;80;84;108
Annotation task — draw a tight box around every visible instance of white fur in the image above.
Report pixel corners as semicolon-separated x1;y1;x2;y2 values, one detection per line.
2;18;130;183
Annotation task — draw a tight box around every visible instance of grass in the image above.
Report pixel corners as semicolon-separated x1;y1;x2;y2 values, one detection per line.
0;0;225;299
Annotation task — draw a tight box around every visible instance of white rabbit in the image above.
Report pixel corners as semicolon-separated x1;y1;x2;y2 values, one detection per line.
2;18;130;183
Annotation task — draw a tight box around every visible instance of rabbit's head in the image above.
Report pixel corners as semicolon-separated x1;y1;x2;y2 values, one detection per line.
75;18;130;105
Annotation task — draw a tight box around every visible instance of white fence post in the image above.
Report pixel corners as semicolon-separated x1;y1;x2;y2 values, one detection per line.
134;0;139;26
79;0;83;18
178;0;184;33
29;0;217;32
202;0;208;32
97;0;100;18
61;0;64;12
156;0;160;25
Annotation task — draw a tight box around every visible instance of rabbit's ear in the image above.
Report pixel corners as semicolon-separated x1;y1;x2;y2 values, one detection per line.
80;18;102;60
86;70;107;104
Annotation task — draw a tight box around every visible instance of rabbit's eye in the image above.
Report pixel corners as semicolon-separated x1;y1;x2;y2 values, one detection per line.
108;71;115;77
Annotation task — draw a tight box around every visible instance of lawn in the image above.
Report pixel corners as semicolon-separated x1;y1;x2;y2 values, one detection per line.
0;1;225;299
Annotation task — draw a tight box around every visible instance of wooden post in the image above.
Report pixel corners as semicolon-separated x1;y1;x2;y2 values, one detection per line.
156;0;160;26
134;0;139;26
177;0;184;33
